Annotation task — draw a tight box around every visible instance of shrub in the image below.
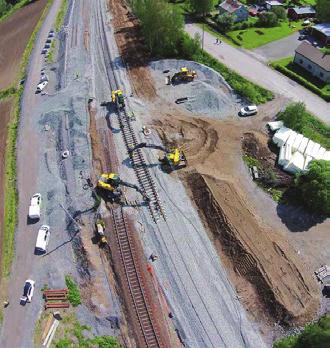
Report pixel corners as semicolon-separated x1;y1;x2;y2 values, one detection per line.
258;12;278;27
255;29;264;35
272;6;287;20
216;12;234;33
237;35;243;40
65;275;81;307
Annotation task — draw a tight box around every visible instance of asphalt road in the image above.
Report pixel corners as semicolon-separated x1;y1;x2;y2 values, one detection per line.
186;24;330;124
0;1;64;347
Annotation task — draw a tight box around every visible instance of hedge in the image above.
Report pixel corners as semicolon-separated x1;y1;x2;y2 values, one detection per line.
272;63;330;102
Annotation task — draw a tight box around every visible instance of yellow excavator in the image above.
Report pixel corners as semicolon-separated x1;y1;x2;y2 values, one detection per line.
111;90;125;108
129;142;187;170
171;67;197;84
97;173;148;202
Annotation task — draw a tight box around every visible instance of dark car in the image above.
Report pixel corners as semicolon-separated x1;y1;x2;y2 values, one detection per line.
298;34;307;40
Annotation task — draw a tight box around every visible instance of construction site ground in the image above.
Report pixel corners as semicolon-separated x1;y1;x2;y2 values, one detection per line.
110;0;329;343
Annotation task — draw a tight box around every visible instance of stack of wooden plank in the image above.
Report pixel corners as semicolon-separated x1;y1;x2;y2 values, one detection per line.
43;289;69;309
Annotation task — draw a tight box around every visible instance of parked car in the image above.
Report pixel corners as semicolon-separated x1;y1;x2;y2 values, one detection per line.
44;43;51;49
37;80;48;92
239;105;258;116
20;279;35;304
298;34;307;40
46;39;52;44
28;193;41;219
41;48;48;54
35;225;50;254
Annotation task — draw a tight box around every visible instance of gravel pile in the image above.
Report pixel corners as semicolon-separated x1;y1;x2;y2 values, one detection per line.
149;59;243;120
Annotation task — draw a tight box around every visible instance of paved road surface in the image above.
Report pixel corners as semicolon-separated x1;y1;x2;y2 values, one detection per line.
252;32;299;62
0;1;63;347
186;24;329;124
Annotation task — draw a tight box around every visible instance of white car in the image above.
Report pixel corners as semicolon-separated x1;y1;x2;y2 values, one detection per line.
28;193;41;219
35;225;50;254
20;279;35;304
240;105;258;116
37;80;48;92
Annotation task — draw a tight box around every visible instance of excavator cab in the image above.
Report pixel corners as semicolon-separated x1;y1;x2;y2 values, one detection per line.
111;90;125;108
97;173;149;202
171;67;197;84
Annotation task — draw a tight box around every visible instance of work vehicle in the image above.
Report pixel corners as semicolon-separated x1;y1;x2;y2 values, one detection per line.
20;279;35;304
171;67;197;84
239;105;258;116
97;173;148;202
37;80;48;92
129;142;187;170
35;225;50;254
28;193;41;219
111;90;125;108
95;216;108;246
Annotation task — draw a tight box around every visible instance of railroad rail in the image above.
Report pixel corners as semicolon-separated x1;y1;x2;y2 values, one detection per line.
112;207;162;348
95;0;166;222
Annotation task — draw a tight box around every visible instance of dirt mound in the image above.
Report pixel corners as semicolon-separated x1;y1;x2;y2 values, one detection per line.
187;173;318;324
149;59;242;120
0;0;48;90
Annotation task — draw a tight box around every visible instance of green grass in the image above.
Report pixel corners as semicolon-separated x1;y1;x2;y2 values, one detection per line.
243;154;262;168
52;313;120;348
47;40;56;63
0;0;33;23
1;0;53;282
0;86;16;100
65;275;81;307
194;51;274;104
55;0;68;32
272;56;330;100
227;20;304;49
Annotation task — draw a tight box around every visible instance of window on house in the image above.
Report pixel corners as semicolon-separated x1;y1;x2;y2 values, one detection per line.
299;59;303;64
308;64;312;70
320;72;324;78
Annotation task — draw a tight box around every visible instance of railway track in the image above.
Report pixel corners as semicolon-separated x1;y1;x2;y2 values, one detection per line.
95;0;166;223
112;207;162;348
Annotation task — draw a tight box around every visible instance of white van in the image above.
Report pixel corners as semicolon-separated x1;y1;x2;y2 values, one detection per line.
28;193;41;219
35;225;50;253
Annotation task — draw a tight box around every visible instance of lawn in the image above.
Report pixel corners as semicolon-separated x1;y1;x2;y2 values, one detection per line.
272;56;330;97
227;20;304;49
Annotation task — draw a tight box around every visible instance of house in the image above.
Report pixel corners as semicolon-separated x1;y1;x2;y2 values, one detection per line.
264;0;283;10
311;23;330;45
294;41;330;82
218;0;249;22
287;7;316;20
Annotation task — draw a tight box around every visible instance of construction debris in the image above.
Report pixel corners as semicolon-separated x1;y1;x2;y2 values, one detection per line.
43;289;69;309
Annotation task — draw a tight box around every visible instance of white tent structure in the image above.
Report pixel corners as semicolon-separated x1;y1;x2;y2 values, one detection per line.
323;151;330;161
286;131;298;148
273;127;292;147
284;151;305;174
303;155;313;171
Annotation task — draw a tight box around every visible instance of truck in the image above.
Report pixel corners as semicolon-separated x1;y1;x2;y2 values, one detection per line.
28;193;41;220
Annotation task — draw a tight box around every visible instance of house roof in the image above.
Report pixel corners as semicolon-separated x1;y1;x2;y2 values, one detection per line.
295;41;330;72
219;0;243;13
312;23;330;37
265;1;283;6
291;6;316;15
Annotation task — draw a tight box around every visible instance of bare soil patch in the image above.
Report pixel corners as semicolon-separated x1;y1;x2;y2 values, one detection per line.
108;0;156;100
0;0;48;90
149;110;319;330
0;99;14;277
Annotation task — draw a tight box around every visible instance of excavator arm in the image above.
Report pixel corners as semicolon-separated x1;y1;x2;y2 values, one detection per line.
117;179;149;201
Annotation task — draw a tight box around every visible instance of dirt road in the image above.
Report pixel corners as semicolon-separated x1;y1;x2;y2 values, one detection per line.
186;24;330;124
0;1;65;347
0;0;48;90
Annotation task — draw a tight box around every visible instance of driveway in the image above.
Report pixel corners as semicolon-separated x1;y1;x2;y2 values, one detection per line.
186;23;330;124
252;31;300;62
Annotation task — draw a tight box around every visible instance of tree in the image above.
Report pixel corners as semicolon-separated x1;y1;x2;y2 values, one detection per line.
295;160;330;215
316;0;330;22
258;12;279;27
188;0;214;16
277;102;308;133
272;6;287;20
216;13;234;33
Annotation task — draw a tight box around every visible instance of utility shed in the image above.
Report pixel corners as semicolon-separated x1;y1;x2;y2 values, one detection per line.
273;127;292;147
298;137;309;154
284;151;305;174
292;133;303;151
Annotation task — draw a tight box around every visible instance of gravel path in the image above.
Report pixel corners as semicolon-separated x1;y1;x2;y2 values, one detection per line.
186;24;330;124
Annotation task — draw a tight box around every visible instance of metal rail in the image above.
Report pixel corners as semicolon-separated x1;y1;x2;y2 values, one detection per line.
96;0;166;223
112;207;162;348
